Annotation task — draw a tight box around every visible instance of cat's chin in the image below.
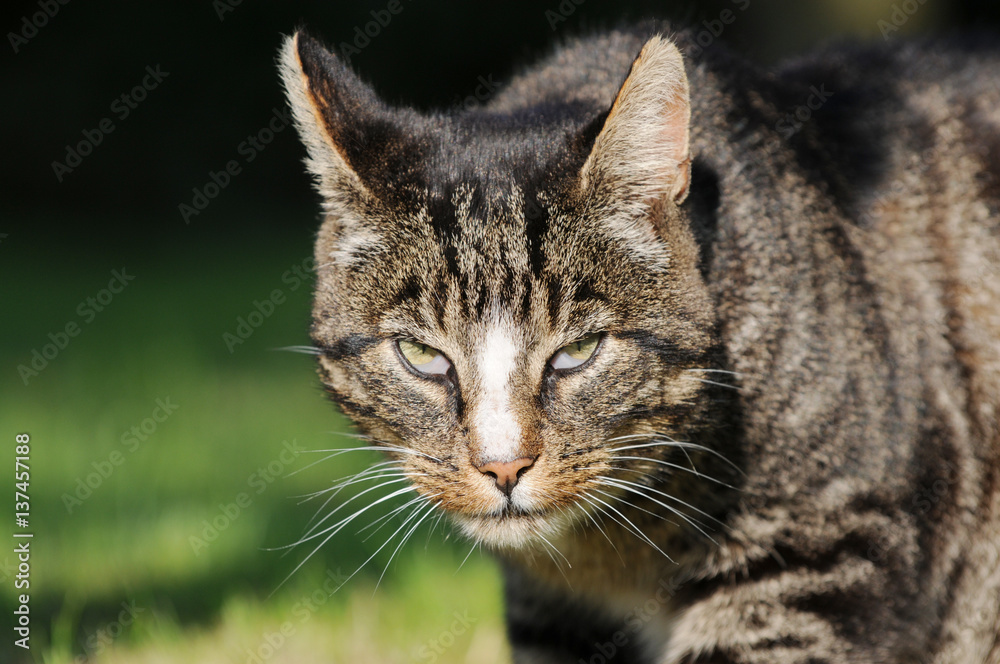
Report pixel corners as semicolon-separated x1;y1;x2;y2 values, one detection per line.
452;509;572;550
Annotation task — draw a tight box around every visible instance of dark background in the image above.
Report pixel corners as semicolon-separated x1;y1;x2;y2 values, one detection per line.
5;0;999;245
2;1;999;662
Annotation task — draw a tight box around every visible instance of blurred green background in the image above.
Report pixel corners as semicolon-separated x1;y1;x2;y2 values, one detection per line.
2;0;997;662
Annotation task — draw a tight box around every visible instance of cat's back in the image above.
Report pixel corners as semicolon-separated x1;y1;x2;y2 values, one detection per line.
694;35;1000;664
770;36;1000;443
495;30;1000;662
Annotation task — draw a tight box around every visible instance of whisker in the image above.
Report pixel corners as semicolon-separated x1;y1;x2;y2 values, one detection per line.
535;532;573;587
358;494;429;541
299;474;409;535
609;456;737;489
331;501;432;596
300;465;409;502
604;476;722;525
683;368;745;377
374;500;440;594
537;531;572;570
455;540;481;575
268;483;419;595
606;440;743;474
575;501;625;566
293;460;404;495
295;480;416;544
579;491;675;563
595;479;719;545
297;465;409;533
271;345;324;355
591;486;680;528
426;510;448;548
606;432;665;443
682;375;743;392
300;442;445;465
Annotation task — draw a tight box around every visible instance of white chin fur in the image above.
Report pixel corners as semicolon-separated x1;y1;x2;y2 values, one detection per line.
453;510;572;550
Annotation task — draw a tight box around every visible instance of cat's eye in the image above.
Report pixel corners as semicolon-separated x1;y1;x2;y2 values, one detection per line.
397;339;451;376
550;333;603;371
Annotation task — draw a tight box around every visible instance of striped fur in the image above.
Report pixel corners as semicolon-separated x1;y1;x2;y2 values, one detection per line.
281;26;1000;664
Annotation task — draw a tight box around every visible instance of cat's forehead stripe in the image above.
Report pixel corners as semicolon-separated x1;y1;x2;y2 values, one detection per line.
433;182;540;324
472;321;524;463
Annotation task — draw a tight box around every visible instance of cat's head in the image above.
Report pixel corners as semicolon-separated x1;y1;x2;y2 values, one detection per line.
280;31;719;550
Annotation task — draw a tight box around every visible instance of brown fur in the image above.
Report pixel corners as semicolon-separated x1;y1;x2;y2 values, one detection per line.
280;26;1000;663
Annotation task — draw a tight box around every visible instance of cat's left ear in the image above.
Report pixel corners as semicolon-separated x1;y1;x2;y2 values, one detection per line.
278;30;393;203
579;35;692;207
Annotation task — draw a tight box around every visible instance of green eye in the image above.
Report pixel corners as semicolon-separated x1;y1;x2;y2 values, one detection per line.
550;333;602;370
397;339;451;376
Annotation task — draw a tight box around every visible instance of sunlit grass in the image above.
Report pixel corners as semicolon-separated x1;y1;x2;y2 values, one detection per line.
0;230;506;663
42;555;509;664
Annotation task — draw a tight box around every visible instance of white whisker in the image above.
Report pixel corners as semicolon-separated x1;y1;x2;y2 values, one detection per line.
455;540;481;574
374;500;440;593
595;478;719;545
683;368;745;376
359;494;430;540
610;456;737;489
294;460;404;495
296;480;416;543
606;439;742;474
271;345;324;355
575;501;625;566
269;482;419;595
537;531;572;570
682;375;743;392
579;491;674;563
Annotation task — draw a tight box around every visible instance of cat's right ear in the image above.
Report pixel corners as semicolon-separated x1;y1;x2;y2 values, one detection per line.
279;31;383;205
578;35;692;210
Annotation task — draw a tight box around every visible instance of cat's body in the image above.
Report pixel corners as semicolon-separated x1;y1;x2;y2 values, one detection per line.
280;25;1000;664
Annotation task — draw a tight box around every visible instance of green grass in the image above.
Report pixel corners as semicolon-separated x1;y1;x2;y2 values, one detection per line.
0;224;507;663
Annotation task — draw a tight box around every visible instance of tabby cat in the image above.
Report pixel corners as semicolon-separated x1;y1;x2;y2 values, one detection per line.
279;24;1000;664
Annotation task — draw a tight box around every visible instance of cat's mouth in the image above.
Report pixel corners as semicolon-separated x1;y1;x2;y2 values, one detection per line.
451;502;572;550
495;502;545;520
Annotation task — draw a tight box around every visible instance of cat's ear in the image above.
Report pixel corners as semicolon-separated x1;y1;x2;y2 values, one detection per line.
278;30;385;202
579;35;692;208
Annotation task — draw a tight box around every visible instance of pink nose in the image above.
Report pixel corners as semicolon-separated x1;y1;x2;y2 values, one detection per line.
476;456;537;497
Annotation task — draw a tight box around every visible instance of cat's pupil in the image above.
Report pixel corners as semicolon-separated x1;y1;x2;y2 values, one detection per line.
399;339;439;366
566;334;599;360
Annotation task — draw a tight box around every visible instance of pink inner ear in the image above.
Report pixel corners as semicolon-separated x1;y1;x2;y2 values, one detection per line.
579;36;692;205
658;105;692;203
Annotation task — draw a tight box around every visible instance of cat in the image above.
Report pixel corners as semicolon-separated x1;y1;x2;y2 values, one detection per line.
279;23;1000;664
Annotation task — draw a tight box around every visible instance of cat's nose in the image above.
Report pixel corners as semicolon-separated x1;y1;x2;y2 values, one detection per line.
476;456;537;497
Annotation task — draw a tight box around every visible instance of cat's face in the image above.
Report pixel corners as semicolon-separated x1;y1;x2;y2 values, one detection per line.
282;32;717;550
